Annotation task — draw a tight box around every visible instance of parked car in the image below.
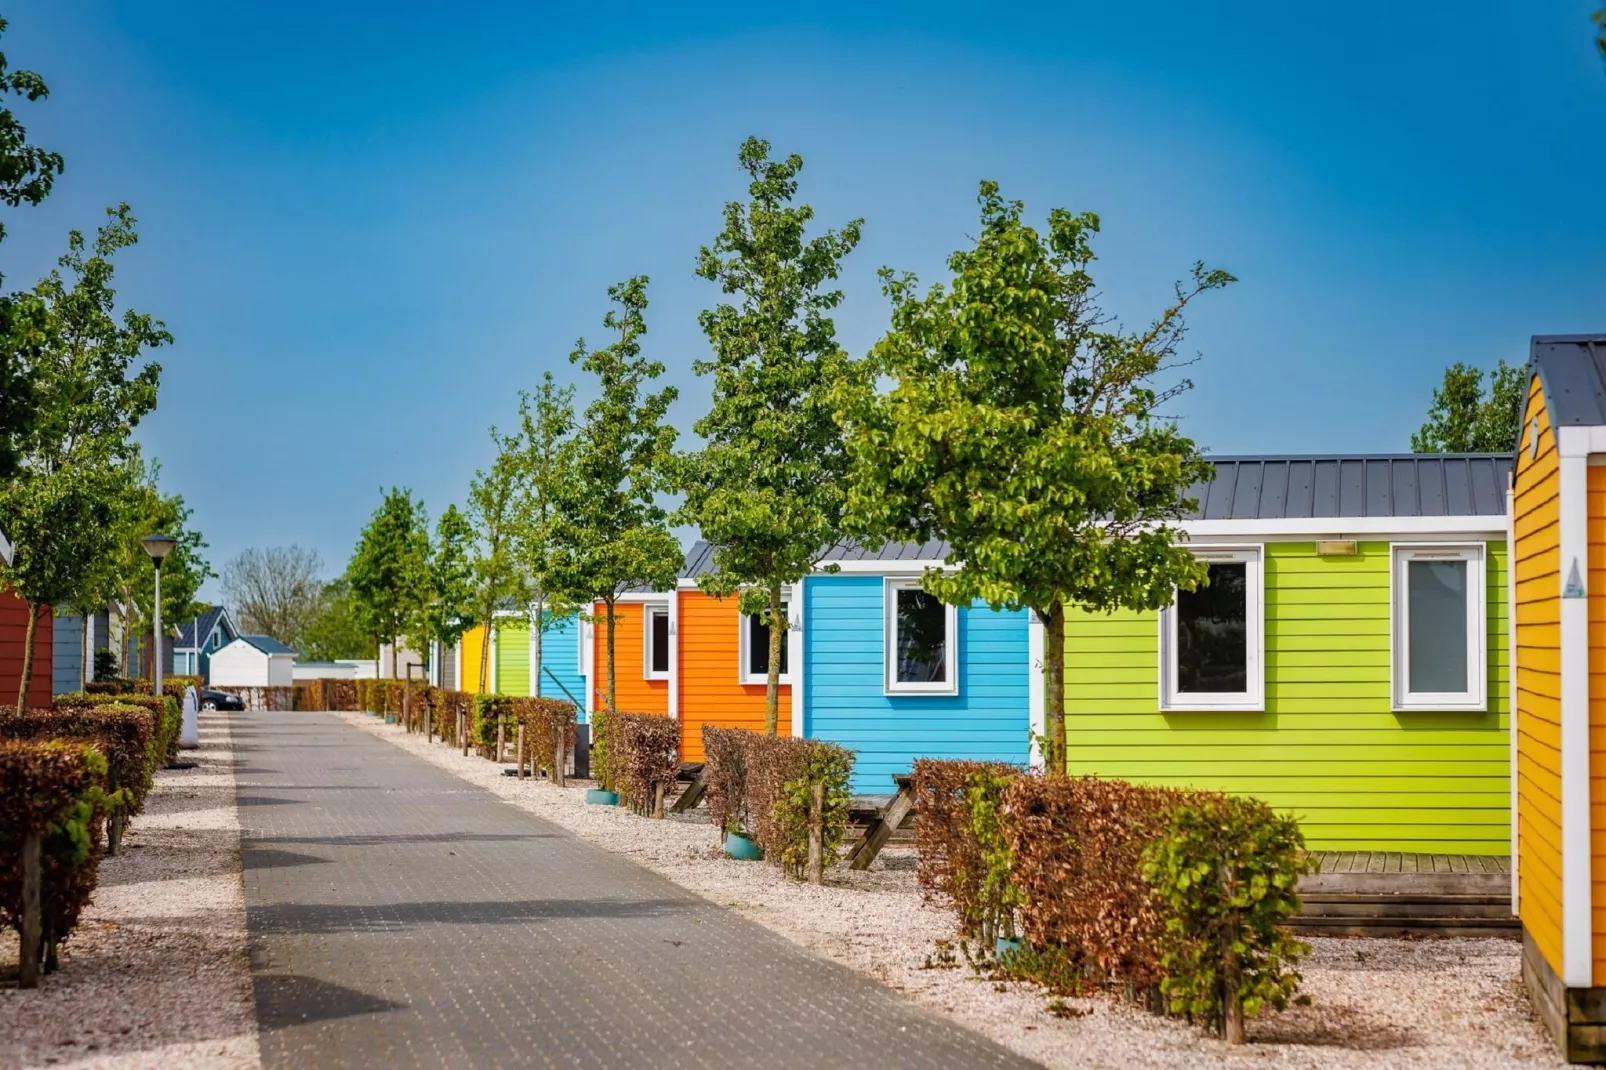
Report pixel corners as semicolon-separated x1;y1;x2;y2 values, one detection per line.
199;688;244;711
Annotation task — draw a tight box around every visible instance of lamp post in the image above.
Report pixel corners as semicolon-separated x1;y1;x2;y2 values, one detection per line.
140;534;177;697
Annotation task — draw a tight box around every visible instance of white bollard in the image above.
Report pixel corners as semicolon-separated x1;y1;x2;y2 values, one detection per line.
180;684;200;749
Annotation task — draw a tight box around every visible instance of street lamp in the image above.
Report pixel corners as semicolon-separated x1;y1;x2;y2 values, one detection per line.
140;534;177;698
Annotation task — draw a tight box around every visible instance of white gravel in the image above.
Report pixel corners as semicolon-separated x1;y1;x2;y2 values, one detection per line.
0;709;259;1070
342;709;1563;1069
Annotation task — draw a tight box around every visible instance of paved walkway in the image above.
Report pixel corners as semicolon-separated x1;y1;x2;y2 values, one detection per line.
235;710;1031;1069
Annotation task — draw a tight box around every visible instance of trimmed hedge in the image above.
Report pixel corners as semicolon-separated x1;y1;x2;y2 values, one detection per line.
612;713;679;817
513;697;579;786
56;692;180;764
0;739;108;979
0;705;158;825
700;726;854;883
912;759;1021;946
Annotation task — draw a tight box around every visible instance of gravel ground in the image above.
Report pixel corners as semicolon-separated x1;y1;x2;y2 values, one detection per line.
0;709;260;1070
342;710;1563;1069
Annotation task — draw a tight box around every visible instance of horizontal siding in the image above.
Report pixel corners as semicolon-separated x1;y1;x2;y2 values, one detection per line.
1064;540;1510;855
0;589;53;707
52;612;84;695
461;624;489;695
592;602;668;715
495;620;531;697
1516;372;1563;978
803;575;1029;793
534;612;588;718
678;590;791;762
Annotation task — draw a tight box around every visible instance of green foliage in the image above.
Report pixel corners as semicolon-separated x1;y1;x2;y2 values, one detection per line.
0;740;107;959
1410;359;1525;454
92;649;120;682
0;17;64;252
912;760;1023;945
411;503;477;656
349;487;429;674
466;425;525;694
965;768;1023;944
298;575;371;660
1141;794;1315;1040
771;741;853;881
835;182;1231;770
676;137;862;734
548;277;682;711
512;372;578;689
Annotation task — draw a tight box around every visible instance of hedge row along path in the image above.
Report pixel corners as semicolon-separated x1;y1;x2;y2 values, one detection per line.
235;709;1030;1069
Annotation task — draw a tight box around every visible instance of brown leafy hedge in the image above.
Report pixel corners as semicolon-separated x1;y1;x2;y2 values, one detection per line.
58;692;181;762
513;697;579;786
0;740;108;975
611;713;680;816
912;759;1021;944
0;705;158;824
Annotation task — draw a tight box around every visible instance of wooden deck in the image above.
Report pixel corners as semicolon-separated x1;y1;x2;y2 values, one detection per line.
1310;852;1511;876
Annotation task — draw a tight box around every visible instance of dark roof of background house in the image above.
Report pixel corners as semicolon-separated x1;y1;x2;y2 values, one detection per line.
1186;454;1513;521
1529;334;1606;428
681;538;950;577
174;606;232;648
240;634;296;656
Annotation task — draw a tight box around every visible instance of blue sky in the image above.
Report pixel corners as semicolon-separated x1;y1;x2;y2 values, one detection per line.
5;3;1605;597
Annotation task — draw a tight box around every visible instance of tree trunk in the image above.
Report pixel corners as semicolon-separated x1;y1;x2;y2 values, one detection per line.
766;583;783;736
605;598;617;713
807;776;825;884
16;602;38;712
653;781;665;819
19;832;41;988
108;809;125;856
532;594;544;699
390;638;398;681
553;737;566;788
1044;601;1067;773
1221;859;1246;1043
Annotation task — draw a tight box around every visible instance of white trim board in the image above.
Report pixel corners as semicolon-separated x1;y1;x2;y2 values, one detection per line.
1559;452;1593;987
0;527;11;567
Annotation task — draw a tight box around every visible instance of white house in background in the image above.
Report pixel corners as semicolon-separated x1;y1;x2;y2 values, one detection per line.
291;659;366;681
210;634;296;688
0;526;11;566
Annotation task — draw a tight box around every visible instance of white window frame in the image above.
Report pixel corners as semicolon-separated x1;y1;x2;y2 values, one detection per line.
1390;543;1486;711
739;599;792;686
643;603;671;681
883;578;959;696
1159;546;1265;712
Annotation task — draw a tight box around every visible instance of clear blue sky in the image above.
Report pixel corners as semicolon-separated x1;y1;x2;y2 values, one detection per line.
5;3;1605;598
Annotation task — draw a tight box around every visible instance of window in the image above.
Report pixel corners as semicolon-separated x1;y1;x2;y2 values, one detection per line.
884;579;958;694
1392;545;1485;710
740;602;790;685
1161;547;1263;710
644;605;670;680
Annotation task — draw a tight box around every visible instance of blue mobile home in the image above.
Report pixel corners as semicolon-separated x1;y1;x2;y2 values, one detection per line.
536;610;590;715
800;542;1037;793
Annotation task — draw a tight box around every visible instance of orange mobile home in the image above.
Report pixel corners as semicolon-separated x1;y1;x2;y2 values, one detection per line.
674;542;797;761
589;593;671;718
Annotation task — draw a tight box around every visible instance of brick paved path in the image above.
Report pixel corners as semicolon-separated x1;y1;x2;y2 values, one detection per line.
236;710;1032;1069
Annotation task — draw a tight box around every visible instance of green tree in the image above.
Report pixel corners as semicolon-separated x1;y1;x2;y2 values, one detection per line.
677;137;862;735
0;16;65;481
836;182;1233;772
299;576;370;661
0;207;168;710
513;372;577;700
466;427;525;695
550;277;682;715
409;503;478;671
1410;360;1525;454
349;488;429;679
108;455;212;678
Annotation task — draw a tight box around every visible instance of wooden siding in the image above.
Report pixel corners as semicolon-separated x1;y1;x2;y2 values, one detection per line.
460;624;489;695
801;576;1030;794
1063;539;1510;855
1517;373;1565;977
52;612;83;696
0;590;52;707
676;590;791;762
1590;464;1606;983
534;612;588;715
591;602;669;715
495;620;531;696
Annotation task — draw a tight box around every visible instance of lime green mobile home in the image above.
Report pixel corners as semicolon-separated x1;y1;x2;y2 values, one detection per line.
1062;454;1512;854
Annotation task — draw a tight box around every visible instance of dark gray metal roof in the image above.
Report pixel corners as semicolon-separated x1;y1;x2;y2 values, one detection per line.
174;605;232;648
1187;455;1512;520
681;538;950;579
1530;334;1606;428
240;634;296;656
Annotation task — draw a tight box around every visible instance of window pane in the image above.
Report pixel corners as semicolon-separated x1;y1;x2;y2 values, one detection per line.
745;605;788;677
895;588;948;683
649;610;670;674
1176;562;1247;694
1408;560;1468;693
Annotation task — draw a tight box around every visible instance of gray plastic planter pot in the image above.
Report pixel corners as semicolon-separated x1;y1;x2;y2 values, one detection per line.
723;831;764;861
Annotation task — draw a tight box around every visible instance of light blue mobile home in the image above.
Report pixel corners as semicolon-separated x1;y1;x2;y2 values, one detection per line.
801;542;1036;793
